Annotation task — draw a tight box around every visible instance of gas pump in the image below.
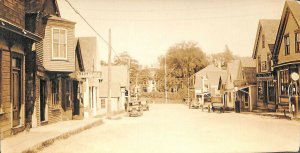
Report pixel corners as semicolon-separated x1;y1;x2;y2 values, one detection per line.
288;72;299;118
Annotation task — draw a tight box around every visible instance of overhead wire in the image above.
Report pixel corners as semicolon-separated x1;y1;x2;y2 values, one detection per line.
64;0;121;61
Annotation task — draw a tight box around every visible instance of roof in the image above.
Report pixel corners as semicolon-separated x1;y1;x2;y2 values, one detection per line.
74;38;84;71
252;19;280;58
227;60;241;81
47;15;75;24
237;57;256;68
273;0;300;64
194;64;224;89
26;0;60;17
99;65;129;97
78;37;98;72
206;70;227;87
242;67;257;84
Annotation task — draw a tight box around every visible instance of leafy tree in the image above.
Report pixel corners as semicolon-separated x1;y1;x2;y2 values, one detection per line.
210;45;234;68
156;41;208;95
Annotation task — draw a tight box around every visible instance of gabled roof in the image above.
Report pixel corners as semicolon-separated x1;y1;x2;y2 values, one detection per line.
252;19;280;59
273;0;300;64
242;67;256;85
25;0;60;17
227;60;241;81
78;37;98;72
75;38;85;71
194;64;224;89
237;57;256;68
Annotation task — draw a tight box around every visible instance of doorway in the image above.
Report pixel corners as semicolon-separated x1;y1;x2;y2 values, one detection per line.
40;80;46;122
12;58;21;127
73;81;80;115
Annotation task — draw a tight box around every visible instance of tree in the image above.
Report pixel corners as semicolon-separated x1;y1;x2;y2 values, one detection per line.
156;41;208;96
210;45;234;68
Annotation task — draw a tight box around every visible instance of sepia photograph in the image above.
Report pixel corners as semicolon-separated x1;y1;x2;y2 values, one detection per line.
0;0;300;152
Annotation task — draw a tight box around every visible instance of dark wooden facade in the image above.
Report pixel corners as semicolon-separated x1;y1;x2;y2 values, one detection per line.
0;0;41;137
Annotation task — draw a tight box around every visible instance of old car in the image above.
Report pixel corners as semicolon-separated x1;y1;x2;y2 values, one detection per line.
199;93;212;112
211;96;224;113
128;101;143;117
141;100;149;111
190;99;200;109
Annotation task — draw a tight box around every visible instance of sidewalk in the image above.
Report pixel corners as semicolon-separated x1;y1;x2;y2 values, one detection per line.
1;117;104;153
241;111;293;120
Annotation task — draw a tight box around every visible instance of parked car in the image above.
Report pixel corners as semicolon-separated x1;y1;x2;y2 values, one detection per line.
141;100;149;111
211;96;224;113
128;101;143;117
190;99;200;109
199;93;212;112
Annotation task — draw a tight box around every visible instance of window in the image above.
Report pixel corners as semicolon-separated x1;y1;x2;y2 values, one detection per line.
284;35;290;55
257;56;261;73
296;32;300;53
267;53;272;71
52;28;67;59
52;79;59;106
280;69;289;96
258;81;263;101
262;34;265;48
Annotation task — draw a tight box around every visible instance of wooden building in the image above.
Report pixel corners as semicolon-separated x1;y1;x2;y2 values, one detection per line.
272;0;300;117
0;0;41;137
252;19;280;111
24;0;79;128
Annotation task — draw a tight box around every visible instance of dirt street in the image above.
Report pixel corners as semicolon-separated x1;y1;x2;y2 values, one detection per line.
40;104;300;153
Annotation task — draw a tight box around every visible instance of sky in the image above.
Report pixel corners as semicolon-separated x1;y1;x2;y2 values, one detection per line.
57;0;285;66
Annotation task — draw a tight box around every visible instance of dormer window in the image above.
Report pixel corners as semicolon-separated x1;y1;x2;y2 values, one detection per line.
52;28;67;60
284;34;290;55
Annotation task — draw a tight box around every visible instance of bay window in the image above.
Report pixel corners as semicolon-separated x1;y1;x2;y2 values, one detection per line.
52;28;67;60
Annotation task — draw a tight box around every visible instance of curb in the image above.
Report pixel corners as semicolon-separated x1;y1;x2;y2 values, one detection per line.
22;119;104;153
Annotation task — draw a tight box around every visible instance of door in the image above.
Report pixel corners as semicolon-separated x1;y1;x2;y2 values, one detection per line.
73;81;80;115
40;80;46;122
12;58;21;127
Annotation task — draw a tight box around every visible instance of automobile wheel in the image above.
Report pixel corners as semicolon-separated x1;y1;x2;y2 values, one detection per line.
220;108;224;113
212;107;215;112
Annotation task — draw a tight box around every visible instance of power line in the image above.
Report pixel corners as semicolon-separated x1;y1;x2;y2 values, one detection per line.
64;0;121;61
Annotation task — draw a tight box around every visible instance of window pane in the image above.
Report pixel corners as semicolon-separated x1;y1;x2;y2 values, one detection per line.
60;30;66;44
53;29;59;43
60;44;66;58
53;43;59;58
297;33;300;42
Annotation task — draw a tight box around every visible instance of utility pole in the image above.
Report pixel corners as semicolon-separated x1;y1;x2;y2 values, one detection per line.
165;55;168;103
107;29;112;119
127;59;131;110
135;72;138;101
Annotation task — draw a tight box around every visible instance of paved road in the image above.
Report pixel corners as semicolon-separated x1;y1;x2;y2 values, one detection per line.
41;104;300;153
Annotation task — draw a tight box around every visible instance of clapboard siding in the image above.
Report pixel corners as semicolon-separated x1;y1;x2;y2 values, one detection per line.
0;50;11;137
36;78;41;126
42;18;75;72
0;0;25;28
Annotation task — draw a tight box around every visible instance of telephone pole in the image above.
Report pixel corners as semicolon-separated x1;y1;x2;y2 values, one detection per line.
107;29;112;119
165;55;168;103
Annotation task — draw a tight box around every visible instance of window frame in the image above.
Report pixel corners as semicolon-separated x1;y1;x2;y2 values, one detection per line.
51;27;68;60
295;32;300;53
284;34;290;55
279;69;289;96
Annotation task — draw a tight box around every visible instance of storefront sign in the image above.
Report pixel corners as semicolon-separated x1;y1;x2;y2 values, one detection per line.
76;71;101;79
